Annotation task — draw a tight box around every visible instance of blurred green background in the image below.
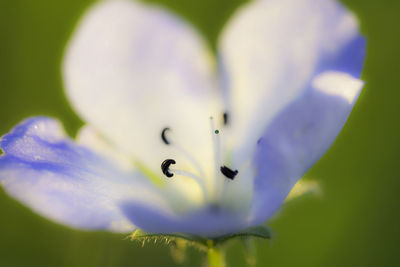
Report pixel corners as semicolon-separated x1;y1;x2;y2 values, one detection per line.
1;0;400;266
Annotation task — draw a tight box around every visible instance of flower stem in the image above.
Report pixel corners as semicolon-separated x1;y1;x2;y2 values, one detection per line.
207;247;226;267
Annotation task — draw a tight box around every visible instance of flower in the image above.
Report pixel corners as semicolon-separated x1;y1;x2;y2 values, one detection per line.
0;0;365;239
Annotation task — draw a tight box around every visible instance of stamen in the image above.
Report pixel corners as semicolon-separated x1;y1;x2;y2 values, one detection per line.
223;112;229;125
209;117;224;201
161;127;170;145
220;166;238;180
161;159;176;178
210;117;221;167
160;127;204;178
170;169;203;185
169;168;208;200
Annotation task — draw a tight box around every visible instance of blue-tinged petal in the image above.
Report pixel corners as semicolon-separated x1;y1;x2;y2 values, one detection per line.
319;34;366;78
0;117;165;232
218;0;365;166
121;203;248;238
63;0;221;174
249;71;364;225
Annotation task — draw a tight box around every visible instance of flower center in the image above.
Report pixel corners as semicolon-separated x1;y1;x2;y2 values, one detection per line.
159;115;240;205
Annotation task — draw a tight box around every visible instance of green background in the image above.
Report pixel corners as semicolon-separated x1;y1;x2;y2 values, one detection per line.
1;0;399;266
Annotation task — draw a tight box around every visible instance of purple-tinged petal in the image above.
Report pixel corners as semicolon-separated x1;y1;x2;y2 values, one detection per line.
249;71;364;225
0;117;164;232
121;203;248;238
319;34;366;78
218;0;365;165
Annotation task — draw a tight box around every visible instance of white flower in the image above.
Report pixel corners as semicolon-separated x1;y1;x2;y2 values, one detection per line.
0;0;365;238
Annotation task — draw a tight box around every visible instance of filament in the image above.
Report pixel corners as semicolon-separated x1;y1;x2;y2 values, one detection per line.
169;168;207;200
161;127;205;178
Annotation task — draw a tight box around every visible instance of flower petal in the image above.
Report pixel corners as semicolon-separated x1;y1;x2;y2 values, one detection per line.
63;0;221;172
76;125;136;171
0;117;165;232
121;202;248;238
218;0;364;163
249;71;364;225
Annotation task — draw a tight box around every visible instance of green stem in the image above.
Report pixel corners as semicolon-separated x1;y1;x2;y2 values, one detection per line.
207;247;226;267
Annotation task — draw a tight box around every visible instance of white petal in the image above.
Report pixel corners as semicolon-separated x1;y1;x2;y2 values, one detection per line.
63;0;221;172
218;0;363;163
76;125;136;171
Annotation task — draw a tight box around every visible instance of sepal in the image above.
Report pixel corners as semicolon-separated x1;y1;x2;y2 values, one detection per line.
130;225;272;249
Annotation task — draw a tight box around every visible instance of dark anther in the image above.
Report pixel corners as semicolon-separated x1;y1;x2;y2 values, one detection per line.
161;127;171;145
215;130;219;134
161;159;176;178
220;165;238;180
223;112;229;125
